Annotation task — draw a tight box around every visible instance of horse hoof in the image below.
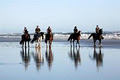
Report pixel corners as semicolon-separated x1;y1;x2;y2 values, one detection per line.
99;44;102;47
94;45;96;47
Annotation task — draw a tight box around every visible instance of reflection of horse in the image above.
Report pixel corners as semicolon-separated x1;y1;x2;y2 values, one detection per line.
20;33;31;48
89;47;103;69
88;29;104;47
45;48;53;70
32;48;44;70
68;31;81;47
68;47;81;69
20;47;30;70
45;33;53;48
31;32;44;48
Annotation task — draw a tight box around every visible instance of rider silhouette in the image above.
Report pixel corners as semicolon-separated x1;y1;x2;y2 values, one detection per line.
47;26;52;34
74;26;78;34
35;25;41;33
24;27;28;34
95;25;104;39
95;25;100;34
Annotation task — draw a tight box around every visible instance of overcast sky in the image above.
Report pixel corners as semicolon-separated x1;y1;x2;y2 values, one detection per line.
0;0;120;33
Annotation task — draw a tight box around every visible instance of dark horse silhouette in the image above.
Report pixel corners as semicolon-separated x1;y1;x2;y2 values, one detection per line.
45;47;53;70
20;47;30;70
89;47;103;70
31;32;44;48
68;31;81;47
88;29;104;47
45;33;53;48
68;47;81;69
20;32;31;48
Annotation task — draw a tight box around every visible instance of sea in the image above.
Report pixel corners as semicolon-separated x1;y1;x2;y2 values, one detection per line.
0;31;120;42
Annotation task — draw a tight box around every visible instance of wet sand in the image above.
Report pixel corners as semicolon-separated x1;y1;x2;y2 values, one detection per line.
0;40;120;80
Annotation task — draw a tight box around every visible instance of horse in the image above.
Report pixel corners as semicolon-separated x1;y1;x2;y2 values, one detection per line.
20;33;31;48
31;32;44;48
88;29;104;47
67;31;81;47
45;33;53;48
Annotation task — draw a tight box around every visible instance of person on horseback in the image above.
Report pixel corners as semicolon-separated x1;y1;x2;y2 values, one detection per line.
47;26;52;34
24;27;28;34
74;26;78;34
95;25;100;34
35;25;41;33
20;27;30;47
95;25;104;39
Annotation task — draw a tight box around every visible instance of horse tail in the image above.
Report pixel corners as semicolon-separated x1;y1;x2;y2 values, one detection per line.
68;34;72;41
31;34;36;43
88;33;93;39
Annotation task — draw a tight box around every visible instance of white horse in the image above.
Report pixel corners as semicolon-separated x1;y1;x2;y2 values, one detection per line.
31;32;44;48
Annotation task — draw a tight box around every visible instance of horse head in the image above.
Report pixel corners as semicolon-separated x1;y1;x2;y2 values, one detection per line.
78;31;81;36
99;29;103;34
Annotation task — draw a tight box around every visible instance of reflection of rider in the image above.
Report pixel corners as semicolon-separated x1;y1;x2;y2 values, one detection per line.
35;25;41;33
74;26;78;34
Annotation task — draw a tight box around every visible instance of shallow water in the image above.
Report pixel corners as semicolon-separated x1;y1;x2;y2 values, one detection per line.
0;42;120;80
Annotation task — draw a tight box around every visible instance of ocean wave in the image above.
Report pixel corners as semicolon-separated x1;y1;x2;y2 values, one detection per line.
0;32;120;42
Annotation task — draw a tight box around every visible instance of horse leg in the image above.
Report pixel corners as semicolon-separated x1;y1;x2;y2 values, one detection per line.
28;41;30;48
73;40;75;47
99;39;102;47
25;41;26;48
38;41;41;49
22;42;24;48
46;41;48;48
70;40;72;47
35;41;38;48
94;40;96;47
76;41;77;47
49;41;52;49
77;40;80;47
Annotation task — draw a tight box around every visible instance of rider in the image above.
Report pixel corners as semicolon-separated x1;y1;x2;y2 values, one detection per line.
74;26;78;34
23;27;30;39
47;26;52;34
35;25;41;34
95;25;100;34
24;27;28;34
95;25;104;39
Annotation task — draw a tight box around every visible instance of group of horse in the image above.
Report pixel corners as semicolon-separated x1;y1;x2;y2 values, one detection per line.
68;29;103;47
20;32;53;48
20;29;103;48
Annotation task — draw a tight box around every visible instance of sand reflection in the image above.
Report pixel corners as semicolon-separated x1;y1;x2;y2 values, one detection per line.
20;47;30;70
89;47;104;70
68;47;81;69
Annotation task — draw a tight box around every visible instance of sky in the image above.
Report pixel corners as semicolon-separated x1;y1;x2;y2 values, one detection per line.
0;0;120;33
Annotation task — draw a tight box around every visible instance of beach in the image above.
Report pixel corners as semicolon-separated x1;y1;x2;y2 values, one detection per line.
0;39;120;80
